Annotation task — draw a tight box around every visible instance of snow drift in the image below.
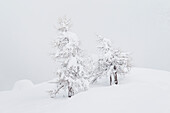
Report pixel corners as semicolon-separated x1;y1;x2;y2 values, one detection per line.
0;68;170;113
13;79;34;91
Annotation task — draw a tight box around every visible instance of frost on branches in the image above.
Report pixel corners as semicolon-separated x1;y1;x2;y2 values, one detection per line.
49;17;90;98
92;35;131;85
48;17;132;98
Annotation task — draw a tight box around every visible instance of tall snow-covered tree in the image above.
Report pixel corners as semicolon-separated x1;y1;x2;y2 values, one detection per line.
92;35;131;85
49;17;90;98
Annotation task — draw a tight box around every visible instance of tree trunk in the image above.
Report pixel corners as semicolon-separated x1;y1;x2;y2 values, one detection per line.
114;72;118;85
110;75;112;85
68;86;74;98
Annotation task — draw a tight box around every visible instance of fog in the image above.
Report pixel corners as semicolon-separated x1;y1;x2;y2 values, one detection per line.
0;0;170;90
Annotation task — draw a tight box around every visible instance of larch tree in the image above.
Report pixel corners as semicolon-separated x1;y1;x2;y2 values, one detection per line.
92;35;131;85
49;17;90;98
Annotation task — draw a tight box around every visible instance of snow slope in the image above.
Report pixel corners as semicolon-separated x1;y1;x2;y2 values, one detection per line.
0;68;170;113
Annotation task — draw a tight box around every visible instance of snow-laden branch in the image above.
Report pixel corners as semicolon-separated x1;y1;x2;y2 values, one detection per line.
49;17;90;98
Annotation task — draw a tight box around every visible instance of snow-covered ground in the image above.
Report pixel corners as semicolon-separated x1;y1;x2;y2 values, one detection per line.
0;67;170;113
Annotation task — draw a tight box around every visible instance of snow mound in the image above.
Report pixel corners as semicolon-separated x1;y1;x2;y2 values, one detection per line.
13;79;34;91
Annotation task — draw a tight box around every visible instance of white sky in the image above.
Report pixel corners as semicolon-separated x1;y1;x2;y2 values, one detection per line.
0;0;170;90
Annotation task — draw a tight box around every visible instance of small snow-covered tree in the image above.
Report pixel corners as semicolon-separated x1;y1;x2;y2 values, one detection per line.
49;17;90;98
92;35;131;85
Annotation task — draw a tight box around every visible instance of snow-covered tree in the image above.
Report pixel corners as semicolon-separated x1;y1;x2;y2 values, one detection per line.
49;17;90;98
92;35;131;85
